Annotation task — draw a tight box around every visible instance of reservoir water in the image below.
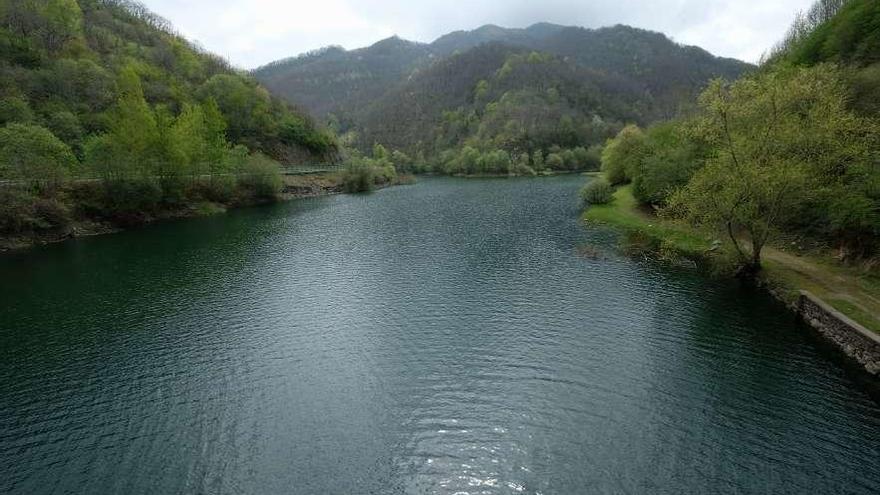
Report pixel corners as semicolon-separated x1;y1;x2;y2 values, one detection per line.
1;176;879;494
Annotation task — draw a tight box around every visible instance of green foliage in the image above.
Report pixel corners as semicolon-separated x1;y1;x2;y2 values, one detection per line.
545;153;564;170
0;123;76;187
40;0;84;53
630;122;706;206
341;158;377;193
255;24;751;160
0;187;71;234
237;153;283;200
774;0;880;67
0;96;35;125
97;179;163;218
0;0;337;186
581;179;614;205
279;114;337;154
341;146;399;192
668;65;880;268
601;125;646;185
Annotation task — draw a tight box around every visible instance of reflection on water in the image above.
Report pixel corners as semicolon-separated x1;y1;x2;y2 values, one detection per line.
1;176;879;494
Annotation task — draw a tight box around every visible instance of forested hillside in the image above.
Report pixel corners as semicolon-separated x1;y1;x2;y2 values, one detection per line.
0;0;337;243
591;0;880;272
254;23;751;175
255;37;432;121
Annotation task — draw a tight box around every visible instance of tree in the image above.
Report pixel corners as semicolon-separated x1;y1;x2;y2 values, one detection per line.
631;122;706;206
601;125;647;185
198;74;274;148
545;152;564;170
170;101;229;177
0;96;35;125
581;178;614;205
39;0;84;53
531;149;544;171
0;123;76;187
668;65;877;272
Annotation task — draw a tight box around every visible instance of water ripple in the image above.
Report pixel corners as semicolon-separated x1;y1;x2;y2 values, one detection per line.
1;177;879;494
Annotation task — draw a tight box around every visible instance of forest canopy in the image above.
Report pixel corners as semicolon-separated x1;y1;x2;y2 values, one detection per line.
0;0;338;237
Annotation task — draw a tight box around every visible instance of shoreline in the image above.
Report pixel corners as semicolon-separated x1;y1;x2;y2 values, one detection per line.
583;184;880;377
0;173;360;254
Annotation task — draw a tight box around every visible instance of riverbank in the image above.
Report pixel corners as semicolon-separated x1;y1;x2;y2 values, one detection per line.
584;184;880;374
0;173;401;253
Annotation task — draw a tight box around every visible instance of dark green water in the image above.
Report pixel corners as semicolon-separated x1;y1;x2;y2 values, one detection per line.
1;176;879;494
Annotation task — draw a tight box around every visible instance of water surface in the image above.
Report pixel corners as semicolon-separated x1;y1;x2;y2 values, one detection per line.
1;176;879;494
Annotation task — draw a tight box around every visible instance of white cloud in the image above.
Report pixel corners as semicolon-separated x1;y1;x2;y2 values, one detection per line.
140;0;817;69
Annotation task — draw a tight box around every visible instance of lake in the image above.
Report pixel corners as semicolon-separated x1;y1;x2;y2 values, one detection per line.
1;176;878;494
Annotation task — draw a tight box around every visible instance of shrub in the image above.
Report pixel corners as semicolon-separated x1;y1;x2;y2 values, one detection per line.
0;188;71;234
238;153;283;200
601;125;647;185
100;179;163;217
0;96;34;125
545;153;565;170
581;179;614;205
0;123;77;189
341;159;376;193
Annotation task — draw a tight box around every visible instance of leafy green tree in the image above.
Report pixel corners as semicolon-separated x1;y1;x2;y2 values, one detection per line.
631;122;706;206
531;150;544;171
89;66;161;180
601;125;646;185
390;149;412;172
545;152;564;170
581;178;614;205
669;65;877;271
372;143;390;161
0;123;76;187
198;74;274;147
170;101;229;177
45;110;83;149
0;96;34;125
39;0;84;53
238;153;282;199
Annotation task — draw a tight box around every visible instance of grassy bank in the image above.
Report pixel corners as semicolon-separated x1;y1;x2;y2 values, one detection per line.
584;184;880;334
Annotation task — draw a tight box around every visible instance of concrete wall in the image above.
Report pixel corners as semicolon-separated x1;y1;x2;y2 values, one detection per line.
798;291;880;376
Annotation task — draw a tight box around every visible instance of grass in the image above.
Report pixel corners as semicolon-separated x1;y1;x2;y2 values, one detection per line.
583;181;880;334
584;185;714;257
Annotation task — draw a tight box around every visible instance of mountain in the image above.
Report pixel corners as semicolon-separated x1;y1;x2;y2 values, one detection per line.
254;36;433;119
430;22;566;54
0;0;335;163
253;23;753;157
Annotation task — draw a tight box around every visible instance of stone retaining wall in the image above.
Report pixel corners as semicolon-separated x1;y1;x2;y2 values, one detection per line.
798;291;880;375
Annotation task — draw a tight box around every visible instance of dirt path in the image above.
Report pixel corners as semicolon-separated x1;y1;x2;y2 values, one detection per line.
763;247;880;330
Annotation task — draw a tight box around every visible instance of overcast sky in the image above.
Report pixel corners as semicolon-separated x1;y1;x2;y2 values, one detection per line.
139;0;816;69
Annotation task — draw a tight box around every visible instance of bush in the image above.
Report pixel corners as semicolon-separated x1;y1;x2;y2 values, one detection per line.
0;96;34;125
601;125;647;185
100;179;163;217
0;123;77;188
341;159;377;193
238;153;283;199
192;175;237;203
545;153;565;170
631;122;705;206
581;179;614;205
0;188;71;234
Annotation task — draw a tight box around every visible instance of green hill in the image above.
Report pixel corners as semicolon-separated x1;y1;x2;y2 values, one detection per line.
0;0;338;244
0;0;336;162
